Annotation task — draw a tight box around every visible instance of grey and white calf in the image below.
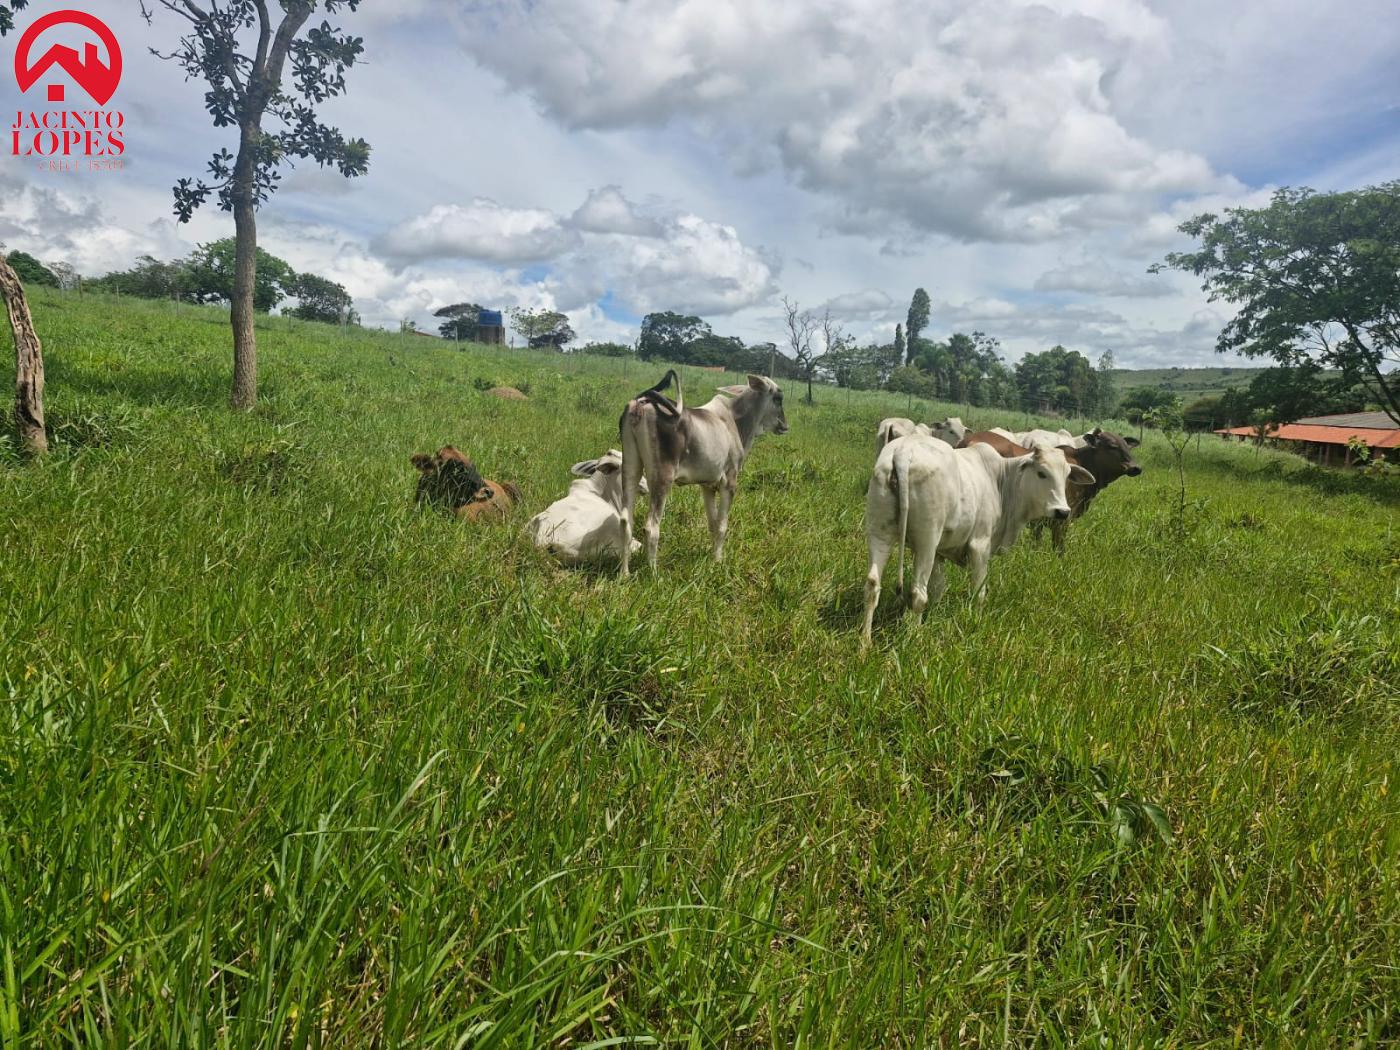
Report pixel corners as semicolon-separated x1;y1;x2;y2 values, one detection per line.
618;371;789;575
927;416;968;446
526;449;645;565
861;436;1094;646
875;417;930;455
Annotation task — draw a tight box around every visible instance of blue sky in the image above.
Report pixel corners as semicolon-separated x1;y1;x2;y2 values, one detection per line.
3;0;1397;367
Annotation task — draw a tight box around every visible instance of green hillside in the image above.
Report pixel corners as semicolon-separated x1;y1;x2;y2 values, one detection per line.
3;289;1398;1045
1111;366;1264;400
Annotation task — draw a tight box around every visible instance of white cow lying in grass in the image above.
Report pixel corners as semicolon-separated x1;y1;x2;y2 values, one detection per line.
861;435;1093;646
527;450;645;565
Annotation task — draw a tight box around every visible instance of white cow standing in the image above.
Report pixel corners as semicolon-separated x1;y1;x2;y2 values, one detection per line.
927;417;968;446
875;417;931;455
860;435;1094;646
526;450;645;565
1015;428;1082;449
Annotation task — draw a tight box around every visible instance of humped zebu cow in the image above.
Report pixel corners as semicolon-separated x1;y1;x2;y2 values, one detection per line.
927;417;969;446
618;370;789;575
861;435;1094;646
411;447;521;522
1014;428;1081;450
876;417;931;455
962;428;1143;552
526;449;646;565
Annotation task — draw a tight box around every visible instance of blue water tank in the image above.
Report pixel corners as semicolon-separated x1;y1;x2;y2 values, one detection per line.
478;309;503;327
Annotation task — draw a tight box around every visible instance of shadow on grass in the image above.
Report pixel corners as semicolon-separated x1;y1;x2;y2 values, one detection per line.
46;359;230;410
1191;449;1400;505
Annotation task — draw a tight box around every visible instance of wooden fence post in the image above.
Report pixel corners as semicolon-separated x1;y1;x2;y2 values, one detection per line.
1;255;47;456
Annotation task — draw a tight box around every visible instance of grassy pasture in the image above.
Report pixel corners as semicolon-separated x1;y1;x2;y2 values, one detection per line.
2;289;1398;1046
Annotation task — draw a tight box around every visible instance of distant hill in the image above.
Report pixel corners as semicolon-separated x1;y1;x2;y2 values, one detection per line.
1111;366;1266;401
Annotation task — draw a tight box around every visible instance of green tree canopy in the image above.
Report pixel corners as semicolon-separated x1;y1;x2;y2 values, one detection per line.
288;273;357;326
1015;345;1102;414
638;312;711;361
0;1;28;36
510;307;575;350
1154;182;1400;424
4;251;59;288
1120;385;1177;423
92;255;194;300
433;302;483;341
905;289;930;365
187;239;296;313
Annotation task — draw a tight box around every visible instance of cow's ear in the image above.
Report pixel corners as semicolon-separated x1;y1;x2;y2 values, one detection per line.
747;374;768;391
411;453;434;472
1080;431;1098;446
570;459;598;476
595;460;620;475
1124;435;1141;447
1069;464;1096;486
717;385;746;398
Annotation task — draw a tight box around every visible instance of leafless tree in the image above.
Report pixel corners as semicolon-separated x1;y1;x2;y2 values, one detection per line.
782;296;819;404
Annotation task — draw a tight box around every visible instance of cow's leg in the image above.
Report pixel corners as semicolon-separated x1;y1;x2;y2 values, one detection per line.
909;538;940;619
618;464;643;578
708;477;737;561
861;536;893;649
966;540;992;605
702;485;722;560
644;476;672;572
928;558;948;606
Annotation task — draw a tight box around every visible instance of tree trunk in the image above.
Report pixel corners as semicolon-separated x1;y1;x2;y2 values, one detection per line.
1;255;47;456
230;190;259;410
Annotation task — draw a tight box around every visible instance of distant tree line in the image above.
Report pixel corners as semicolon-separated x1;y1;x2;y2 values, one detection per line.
84;240;358;325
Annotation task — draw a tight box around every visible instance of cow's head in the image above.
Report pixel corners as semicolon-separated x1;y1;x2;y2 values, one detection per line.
1017;446;1096;521
1077;428;1142;482
571;449;647;494
412;446;487;510
928;416;967;445
742;374;789;435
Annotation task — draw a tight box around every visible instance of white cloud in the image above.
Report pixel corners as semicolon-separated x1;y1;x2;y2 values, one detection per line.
569;185;664;236
1035;255;1175;298
459;0;1233;242
375;199;579;264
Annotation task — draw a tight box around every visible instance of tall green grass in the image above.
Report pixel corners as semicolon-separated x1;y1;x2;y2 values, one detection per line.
2;289;1398;1046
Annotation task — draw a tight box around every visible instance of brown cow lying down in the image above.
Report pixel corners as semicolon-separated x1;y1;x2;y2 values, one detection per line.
410;446;521;522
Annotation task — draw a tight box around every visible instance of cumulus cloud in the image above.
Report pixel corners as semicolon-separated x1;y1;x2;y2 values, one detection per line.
380;190;780;318
375;198;579;264
0;173;193;275
1034;255;1175;298
569;185;664;237
459;0;1234;242
820;289;897;320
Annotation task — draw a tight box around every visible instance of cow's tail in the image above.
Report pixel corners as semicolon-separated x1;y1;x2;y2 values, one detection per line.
637;369;682;418
894;446;910;594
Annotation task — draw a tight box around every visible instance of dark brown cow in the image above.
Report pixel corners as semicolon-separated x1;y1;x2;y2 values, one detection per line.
1049;428;1142;551
411;446;521;523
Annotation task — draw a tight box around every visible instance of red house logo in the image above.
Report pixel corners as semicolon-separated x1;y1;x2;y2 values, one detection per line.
10;9;126;167
15;9;122;106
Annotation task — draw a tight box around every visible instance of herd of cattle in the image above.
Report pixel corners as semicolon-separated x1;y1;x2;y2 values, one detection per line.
411;371;1143;643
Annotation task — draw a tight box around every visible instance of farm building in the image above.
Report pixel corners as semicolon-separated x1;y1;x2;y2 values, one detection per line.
477;309;506;345
1215;411;1400;466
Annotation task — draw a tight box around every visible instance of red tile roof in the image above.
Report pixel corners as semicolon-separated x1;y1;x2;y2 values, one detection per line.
1215;424;1400;448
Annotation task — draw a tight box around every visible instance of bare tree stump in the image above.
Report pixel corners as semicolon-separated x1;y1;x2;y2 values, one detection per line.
1;254;47;456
